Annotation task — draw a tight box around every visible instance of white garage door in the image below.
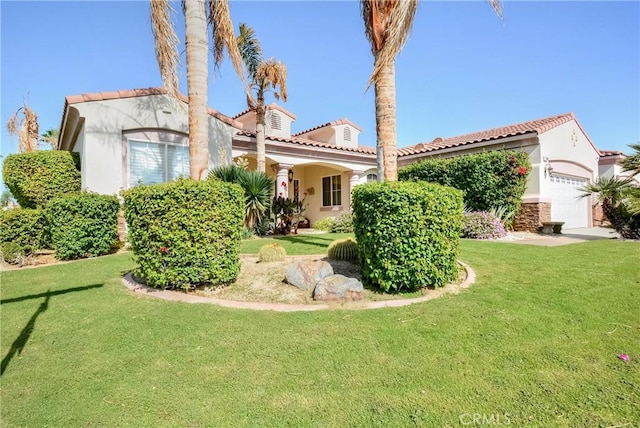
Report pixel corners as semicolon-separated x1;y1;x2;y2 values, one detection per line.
549;175;589;229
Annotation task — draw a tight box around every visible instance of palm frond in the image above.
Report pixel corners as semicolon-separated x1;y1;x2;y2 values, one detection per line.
6;110;20;135
255;59;287;102
150;0;180;100
622;143;640;176
23;105;39;152
237;23;263;79
361;0;418;87
578;176;635;206
40;128;60;149
209;164;243;183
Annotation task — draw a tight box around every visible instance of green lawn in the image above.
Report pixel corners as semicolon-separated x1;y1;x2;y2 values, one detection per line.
240;232;353;254
1;239;639;427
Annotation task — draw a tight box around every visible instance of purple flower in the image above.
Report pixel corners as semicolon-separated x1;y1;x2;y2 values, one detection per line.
618;353;630;361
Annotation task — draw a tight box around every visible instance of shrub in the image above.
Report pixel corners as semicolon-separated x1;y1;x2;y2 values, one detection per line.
258;243;287;262
1;242;25;265
2;151;81;208
45;193;120;260
123;178;244;290
462;211;507;239
313;217;335;231
353;181;463;292
0;208;47;254
331;212;354;233
399;150;530;227
327;238;358;262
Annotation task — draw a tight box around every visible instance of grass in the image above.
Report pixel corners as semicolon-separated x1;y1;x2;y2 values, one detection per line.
1;239;639;426
240;232;353;255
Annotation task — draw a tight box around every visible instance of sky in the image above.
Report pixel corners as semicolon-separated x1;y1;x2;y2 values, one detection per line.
1;0;639;163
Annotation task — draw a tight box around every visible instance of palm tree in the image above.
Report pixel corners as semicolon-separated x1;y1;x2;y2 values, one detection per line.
6;102;39;153
579;176;639;239
360;0;502;181
236;23;288;173
622;143;640;176
151;0;246;180
40;128;59;149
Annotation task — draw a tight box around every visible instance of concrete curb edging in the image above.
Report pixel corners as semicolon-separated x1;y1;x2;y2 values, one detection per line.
122;261;476;312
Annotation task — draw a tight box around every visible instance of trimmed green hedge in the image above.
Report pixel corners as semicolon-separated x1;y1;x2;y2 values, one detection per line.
352;181;463;292
123;178;244;290
45;193;120;260
0;208;47;254
399;151;530;224
2;151;81;209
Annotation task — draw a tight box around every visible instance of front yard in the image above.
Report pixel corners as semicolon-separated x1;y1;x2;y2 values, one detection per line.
1;239;639;426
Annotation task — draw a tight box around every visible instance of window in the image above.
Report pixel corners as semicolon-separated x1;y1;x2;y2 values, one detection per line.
343;127;351;141
322;174;342;207
367;173;377;183
270;112;281;130
129;139;189;186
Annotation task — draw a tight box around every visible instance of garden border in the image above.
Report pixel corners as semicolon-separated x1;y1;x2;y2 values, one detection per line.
121;261;476;312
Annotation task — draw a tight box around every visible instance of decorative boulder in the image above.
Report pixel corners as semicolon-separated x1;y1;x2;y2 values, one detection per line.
314;274;364;301
285;260;333;291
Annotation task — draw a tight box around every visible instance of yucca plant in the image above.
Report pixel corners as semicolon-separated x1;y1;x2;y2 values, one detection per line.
209;164;274;231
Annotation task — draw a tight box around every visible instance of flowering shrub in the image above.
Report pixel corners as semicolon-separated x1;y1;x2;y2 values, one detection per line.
399;150;530;227
462;211;507;239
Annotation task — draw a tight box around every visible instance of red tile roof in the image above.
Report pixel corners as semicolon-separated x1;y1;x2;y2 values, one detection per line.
232;103;297;120
293;118;363;136
599;150;624;158
235;130;376;155
398;113;577;156
63;87;243;128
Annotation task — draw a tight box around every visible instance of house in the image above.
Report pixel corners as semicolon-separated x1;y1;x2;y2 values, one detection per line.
58;87;619;232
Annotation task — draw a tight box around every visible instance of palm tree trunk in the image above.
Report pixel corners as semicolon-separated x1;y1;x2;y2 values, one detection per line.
185;0;209;180
374;61;397;181
255;100;266;173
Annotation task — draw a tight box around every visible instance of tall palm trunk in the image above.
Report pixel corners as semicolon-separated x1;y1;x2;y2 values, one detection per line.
184;0;209;180
374;62;397;181
255;95;266;173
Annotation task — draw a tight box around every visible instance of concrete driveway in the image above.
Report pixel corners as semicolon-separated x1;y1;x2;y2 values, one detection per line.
505;227;624;246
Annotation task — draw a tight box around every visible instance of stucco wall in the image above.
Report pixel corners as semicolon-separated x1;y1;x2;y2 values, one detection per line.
69;95;238;195
303;165;348;224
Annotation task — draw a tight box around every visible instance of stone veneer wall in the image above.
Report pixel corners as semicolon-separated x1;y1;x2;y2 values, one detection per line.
592;203;608;227
513;202;551;232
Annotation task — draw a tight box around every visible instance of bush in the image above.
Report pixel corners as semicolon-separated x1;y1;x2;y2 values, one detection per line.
1;242;25;265
327;238;358;262
331;212;354;233
258;243;287;262
0;208;47;254
462;211;507;239
45;193;120;260
123;178;244;290
2;151;81;209
313;217;335;231
352;181;463;292
399;151;530;227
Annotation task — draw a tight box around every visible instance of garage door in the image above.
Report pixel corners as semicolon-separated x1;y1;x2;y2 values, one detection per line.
549;175;589;229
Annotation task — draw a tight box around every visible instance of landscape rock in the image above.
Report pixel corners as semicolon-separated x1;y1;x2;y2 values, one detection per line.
313;274;364;301
285;260;333;290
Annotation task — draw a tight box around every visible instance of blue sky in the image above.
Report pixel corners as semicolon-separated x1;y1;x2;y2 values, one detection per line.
1;0;639;162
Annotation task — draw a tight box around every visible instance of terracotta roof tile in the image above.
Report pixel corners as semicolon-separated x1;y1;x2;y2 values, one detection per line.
232;103;297;120
293;118;363;136
599;150;624;158
398;113;577;156
63;87;243;128
236;130;376;155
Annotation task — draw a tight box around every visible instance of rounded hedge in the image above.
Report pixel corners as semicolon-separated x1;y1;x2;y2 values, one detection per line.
352;181;463;292
0;208;48;254
45;193;120;260
123;178;244;290
2;151;81;209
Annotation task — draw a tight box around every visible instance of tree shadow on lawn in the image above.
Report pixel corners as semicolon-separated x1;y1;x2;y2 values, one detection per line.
272;234;337;249
0;283;103;376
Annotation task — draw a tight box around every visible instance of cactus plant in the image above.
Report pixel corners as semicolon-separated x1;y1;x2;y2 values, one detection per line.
327;238;358;262
258;243;287;262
